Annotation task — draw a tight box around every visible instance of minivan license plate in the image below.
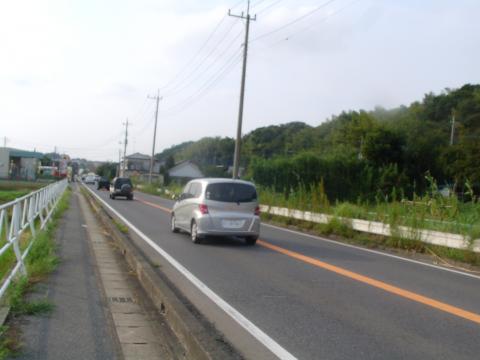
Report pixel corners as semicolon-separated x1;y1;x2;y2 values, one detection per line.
222;220;244;229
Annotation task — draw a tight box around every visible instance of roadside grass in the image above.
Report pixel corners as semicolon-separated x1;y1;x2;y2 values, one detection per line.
134;182;183;200
0;181;45;192
0;232;31;286
0;180;48;205
113;220;129;234
0;187;70;359
0;325;15;359
258;184;480;241
261;212;480;267
0;190;30;205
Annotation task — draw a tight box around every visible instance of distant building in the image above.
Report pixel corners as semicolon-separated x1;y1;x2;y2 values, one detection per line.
168;160;204;182
124;152;162;181
0;148;43;181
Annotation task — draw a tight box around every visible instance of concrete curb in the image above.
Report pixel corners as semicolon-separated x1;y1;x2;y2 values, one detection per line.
261;205;480;253
82;189;241;360
0;306;9;327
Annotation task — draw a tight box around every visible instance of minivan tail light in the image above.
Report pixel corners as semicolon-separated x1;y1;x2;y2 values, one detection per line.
254;206;260;216
199;204;209;214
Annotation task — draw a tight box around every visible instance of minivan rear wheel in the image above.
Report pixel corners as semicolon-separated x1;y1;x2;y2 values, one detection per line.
245;236;258;246
171;214;179;233
191;220;201;244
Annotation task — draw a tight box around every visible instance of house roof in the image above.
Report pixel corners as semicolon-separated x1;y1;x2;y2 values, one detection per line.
126;152;151;160
7;148;44;159
168;160;204;178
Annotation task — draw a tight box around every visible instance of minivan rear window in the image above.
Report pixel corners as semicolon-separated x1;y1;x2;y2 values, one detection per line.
115;178;132;187
205;183;257;203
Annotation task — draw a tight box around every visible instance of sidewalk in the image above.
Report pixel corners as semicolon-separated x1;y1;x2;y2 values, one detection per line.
13;186;122;360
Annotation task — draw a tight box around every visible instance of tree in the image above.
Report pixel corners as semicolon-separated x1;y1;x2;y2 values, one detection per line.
362;127;404;167
96;163;117;180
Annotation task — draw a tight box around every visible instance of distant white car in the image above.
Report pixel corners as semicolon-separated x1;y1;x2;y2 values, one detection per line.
84;175;96;184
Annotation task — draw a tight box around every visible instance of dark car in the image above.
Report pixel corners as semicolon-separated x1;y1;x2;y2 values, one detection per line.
97;177;110;190
109;177;134;200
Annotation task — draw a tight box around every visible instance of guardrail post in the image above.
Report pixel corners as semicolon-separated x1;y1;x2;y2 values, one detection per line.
11;202;27;276
28;196;36;238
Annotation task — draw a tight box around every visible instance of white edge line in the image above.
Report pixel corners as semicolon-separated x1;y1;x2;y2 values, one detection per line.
82;184;297;360
262;223;480;281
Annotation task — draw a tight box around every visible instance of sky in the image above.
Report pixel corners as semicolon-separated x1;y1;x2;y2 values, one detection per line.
1;0;479;161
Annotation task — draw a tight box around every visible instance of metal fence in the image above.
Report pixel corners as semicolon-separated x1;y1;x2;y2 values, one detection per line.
0;179;68;301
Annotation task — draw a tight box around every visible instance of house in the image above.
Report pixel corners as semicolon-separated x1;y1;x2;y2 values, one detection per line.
0;148;43;181
124;153;161;173
123;152;163;182
168;160;204;182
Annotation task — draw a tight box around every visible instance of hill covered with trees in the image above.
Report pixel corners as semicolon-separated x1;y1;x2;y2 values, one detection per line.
156;84;480;201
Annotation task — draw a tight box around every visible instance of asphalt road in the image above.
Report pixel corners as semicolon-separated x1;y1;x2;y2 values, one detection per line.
86;185;480;360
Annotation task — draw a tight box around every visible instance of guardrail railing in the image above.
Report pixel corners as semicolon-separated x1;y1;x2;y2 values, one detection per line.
0;179;68;301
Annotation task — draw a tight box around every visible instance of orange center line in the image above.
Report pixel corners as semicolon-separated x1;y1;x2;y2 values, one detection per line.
258;239;480;325
137;198;172;214
134;197;480;325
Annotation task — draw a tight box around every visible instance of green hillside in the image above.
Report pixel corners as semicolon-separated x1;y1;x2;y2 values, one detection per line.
155;84;480;201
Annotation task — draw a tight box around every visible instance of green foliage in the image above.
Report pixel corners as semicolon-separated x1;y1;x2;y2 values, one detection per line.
0;325;14;360
152;84;480;201
96;162;117;180
0;190;30;205
2;188;70;353
362;127;404;166
114;220;129;234
8;277;54;316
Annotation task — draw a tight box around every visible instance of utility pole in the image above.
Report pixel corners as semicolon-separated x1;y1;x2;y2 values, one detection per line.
122;119;129;177
3;137;8;148
450;108;456;146
117;149;121;177
147;90;162;184
229;0;256;179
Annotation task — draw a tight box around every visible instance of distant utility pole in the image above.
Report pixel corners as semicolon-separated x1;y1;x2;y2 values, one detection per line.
3;137;8;148
229;0;256;179
450;108;456;146
117;149;121;177
122;119;129;176
147;90;162;184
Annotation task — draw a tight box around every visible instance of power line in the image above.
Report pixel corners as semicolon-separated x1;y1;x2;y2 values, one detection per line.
251;0;361;51
164;29;244;98
254;0;285;14
163;19;241;96
161;49;244;115
159;15;228;92
251;0;337;43
278;0;361;41
159;0;248;95
160;56;242;118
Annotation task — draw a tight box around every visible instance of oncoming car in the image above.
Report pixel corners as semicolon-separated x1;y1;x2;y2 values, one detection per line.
171;178;260;245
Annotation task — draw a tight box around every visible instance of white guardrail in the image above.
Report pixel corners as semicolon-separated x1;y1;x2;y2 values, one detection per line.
0;179;68;301
260;205;480;253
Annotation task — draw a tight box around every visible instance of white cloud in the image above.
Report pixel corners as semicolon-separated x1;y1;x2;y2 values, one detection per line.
0;0;479;160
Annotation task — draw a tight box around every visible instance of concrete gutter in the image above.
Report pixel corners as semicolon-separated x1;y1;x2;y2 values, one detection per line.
261;205;480;253
82;188;241;360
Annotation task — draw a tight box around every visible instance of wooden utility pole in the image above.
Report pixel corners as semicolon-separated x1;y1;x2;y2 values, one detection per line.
122;119;129;176
229;0;256;179
148;90;162;184
450;108;456;146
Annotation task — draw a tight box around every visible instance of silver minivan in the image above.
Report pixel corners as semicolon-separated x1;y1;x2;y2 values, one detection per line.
171;178;260;245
